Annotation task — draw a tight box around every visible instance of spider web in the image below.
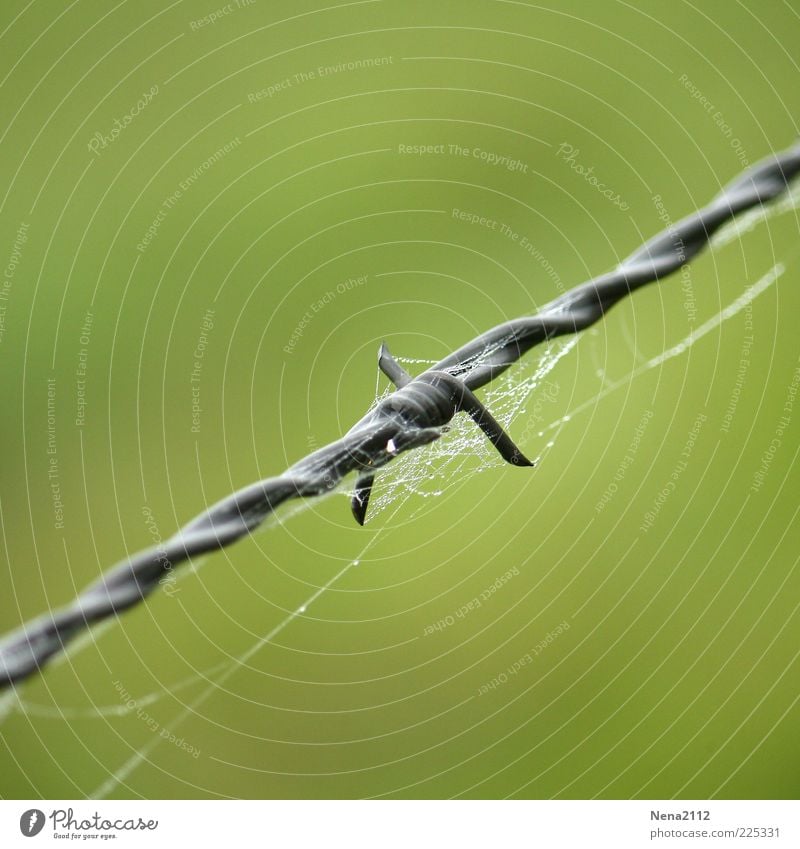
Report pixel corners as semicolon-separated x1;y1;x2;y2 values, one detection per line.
1;184;798;798
362;337;578;521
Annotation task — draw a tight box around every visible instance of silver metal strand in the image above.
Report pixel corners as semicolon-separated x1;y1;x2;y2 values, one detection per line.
2;142;799;690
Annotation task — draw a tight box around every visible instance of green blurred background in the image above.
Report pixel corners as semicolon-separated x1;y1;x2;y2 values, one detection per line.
1;0;799;800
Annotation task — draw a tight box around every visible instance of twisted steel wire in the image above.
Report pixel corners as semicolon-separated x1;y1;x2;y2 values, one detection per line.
2;142;799;690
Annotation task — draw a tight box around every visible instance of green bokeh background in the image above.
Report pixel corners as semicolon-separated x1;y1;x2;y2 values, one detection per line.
1;0;799;799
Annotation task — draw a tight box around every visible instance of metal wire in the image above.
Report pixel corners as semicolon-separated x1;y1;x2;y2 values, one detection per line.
2;142;799;690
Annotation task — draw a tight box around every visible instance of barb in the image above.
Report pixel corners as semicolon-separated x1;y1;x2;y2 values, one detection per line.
2;142;799;690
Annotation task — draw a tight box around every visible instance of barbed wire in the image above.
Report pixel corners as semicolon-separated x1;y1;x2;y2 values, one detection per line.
2;142;799;690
